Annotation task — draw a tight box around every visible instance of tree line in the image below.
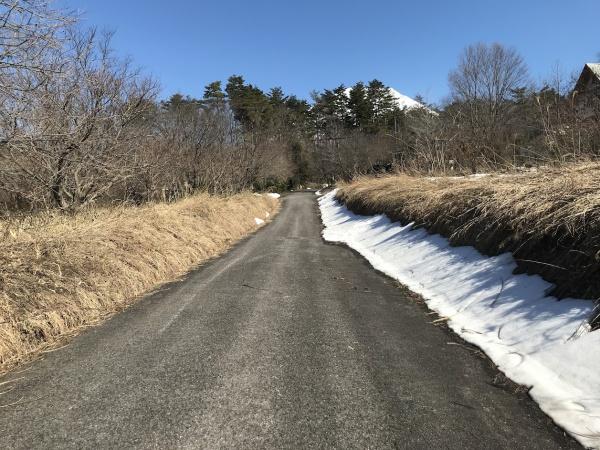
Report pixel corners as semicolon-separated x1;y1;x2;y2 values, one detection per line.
1;1;599;211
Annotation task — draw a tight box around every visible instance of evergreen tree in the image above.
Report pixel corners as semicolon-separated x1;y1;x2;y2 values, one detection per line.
367;80;395;120
285;96;310;115
284;95;311;135
347;82;372;129
413;94;426;106
331;85;350;121
203;81;225;101
225;75;248;123
310;84;350;137
315;85;349;120
268;87;286;106
161;93;201;112
366;79;401;133
225;75;271;131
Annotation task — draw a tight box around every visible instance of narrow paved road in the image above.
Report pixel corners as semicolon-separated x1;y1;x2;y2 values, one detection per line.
0;193;578;449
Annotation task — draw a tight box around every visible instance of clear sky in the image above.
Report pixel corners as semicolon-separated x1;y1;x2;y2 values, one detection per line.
59;0;600;105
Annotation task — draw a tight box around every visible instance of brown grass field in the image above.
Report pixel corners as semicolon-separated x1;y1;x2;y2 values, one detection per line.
0;193;279;372
337;163;600;300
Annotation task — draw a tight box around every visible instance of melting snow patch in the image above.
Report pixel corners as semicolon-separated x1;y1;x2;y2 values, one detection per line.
267;193;281;199
254;218;264;225
319;190;600;449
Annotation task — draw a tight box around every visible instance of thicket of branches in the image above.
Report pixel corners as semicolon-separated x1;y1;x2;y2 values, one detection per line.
1;1;599;212
0;1;307;211
399;44;600;173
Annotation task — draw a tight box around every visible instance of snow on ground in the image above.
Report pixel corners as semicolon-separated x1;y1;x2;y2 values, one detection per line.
319;190;600;449
425;173;492;181
254;218;265;225
267;193;281;199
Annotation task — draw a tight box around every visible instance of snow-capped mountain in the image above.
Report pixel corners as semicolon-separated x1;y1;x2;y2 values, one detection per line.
343;87;426;111
387;87;423;110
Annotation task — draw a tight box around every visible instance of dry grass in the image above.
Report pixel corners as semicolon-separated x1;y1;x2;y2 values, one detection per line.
337;163;600;299
0;193;279;372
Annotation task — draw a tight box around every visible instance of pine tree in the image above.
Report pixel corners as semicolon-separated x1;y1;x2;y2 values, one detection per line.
268;87;286;106
310;85;350;137
414;94;426;106
331;85;350;122
347;82;372;129
367;80;395;120
161;93;201;112
225;75;271;131
203;81;225;101
366;79;400;133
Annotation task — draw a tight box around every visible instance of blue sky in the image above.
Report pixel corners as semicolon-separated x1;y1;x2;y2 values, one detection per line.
59;0;599;105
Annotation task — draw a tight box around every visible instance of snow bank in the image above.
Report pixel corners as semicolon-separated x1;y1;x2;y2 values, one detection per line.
267;193;280;199
319;190;600;449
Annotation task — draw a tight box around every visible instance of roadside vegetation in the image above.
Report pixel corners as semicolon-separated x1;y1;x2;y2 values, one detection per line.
0;193;278;371
337;163;600;300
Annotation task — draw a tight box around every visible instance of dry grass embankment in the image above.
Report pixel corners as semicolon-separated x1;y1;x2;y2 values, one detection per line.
0;193;279;372
337;163;600;300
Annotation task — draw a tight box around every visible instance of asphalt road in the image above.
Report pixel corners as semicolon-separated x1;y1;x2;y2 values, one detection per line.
0;193;579;449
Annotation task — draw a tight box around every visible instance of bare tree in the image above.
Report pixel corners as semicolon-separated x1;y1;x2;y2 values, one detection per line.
0;29;158;208
0;1;74;93
448;42;529;152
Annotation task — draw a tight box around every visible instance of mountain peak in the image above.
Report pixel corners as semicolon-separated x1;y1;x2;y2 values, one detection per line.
343;86;425;110
387;88;423;110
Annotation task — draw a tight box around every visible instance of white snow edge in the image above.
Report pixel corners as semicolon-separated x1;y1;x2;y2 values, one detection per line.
319;190;600;449
254;217;265;225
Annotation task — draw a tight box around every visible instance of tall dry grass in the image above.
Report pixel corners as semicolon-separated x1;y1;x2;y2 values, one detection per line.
337;163;600;299
0;193;279;371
